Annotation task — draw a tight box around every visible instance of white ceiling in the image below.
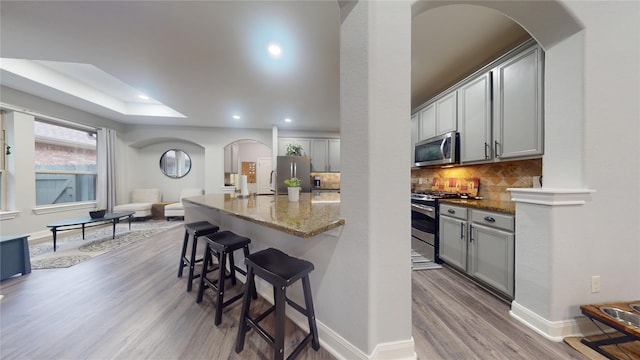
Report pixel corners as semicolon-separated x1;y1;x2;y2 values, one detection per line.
0;1;529;132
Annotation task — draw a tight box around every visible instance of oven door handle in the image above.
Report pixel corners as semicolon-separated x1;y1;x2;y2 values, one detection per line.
411;203;435;218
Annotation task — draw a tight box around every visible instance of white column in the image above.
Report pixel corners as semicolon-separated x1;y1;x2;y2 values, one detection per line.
339;1;414;358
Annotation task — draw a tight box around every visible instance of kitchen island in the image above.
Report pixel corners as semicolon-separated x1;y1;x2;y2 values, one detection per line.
182;192;345;353
182;192;344;238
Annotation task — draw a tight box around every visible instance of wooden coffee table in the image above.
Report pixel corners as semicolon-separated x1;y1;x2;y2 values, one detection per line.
46;211;135;251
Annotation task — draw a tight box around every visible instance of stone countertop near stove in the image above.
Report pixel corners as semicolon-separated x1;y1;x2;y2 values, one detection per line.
439;198;515;214
183;192;344;238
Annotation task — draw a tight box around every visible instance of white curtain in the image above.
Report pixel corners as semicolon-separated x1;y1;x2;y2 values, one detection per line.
96;128;117;212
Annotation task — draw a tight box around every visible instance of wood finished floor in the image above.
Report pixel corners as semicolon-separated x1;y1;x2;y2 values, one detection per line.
0;225;586;360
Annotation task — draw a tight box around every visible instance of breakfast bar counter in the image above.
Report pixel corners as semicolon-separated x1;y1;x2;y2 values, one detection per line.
183;192;344;238
182;191;346;353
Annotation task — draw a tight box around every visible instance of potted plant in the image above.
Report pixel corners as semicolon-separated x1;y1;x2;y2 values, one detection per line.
286;143;303;156
284;177;302;202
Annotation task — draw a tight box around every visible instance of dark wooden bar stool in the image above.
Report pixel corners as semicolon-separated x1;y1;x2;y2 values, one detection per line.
235;248;320;360
178;221;219;292
196;231;257;325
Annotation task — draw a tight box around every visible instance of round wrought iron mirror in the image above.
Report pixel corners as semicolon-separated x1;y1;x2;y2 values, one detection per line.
159;149;191;178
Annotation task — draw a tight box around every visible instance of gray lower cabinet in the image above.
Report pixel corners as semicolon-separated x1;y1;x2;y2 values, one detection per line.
439;204;515;299
439;204;468;270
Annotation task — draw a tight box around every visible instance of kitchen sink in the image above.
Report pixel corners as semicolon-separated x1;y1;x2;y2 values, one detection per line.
600;307;640;328
630;304;640;313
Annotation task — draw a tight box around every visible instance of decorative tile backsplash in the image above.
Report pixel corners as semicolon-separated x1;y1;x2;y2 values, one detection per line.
430;177;480;198
411;158;542;201
310;172;341;189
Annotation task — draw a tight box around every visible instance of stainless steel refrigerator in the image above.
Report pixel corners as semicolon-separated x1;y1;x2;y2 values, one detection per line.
276;156;311;193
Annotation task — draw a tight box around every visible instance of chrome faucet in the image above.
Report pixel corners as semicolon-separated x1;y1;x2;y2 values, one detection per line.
270;170;278;195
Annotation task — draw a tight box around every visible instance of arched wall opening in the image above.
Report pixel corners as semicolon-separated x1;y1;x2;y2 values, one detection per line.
223;139;272;194
412;0;585;188
125;137;206;203
410;0;591;340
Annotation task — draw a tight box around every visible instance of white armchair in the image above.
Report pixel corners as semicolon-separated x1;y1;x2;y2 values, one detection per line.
164;188;204;220
113;188;162;219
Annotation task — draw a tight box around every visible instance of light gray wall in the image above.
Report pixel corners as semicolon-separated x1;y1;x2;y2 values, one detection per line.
132;141;205;203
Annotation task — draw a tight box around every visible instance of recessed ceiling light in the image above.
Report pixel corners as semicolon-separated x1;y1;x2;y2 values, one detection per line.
232;115;240;120
268;43;282;57
284;118;292;123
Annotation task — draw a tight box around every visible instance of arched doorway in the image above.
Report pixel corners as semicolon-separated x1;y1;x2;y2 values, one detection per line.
411;0;587;340
223;139;272;194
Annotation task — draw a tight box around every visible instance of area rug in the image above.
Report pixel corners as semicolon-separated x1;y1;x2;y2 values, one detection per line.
29;220;183;269
411;249;442;270
564;332;640;360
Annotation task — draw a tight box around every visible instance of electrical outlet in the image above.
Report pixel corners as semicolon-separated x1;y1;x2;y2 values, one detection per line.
591;275;601;293
418;178;423;184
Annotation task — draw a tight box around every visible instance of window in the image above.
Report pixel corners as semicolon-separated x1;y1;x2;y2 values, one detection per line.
0;112;6;211
34;120;97;206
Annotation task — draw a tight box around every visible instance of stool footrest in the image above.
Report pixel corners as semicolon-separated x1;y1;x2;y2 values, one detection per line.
254;305;276;324
246;317;276;347
286;298;309;318
288;334;313;360
221;292;244;308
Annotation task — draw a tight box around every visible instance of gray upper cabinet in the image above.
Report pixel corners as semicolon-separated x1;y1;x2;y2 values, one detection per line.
458;73;492;163
410;113;419;166
418;91;457;141
278;138;311;157
418;103;436;140
311;139;328;172
281;137;340;172
224;143;238;173
413;40;544;166
327;139;340;172
492;44;544;160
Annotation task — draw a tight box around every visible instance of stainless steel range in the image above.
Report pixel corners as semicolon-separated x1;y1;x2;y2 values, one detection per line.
411;191;460;263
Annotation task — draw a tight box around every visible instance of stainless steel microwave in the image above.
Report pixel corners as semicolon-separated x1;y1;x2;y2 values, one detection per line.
414;131;459;167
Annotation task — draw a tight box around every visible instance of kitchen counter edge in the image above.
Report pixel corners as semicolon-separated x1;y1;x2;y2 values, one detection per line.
439;198;515;214
183;194;345;238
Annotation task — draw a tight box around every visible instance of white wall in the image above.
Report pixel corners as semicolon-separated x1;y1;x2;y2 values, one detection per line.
509;0;640;337
236;141;271;165
563;0;640;306
119;125;273;197
339;1;414;357
131;141;205;203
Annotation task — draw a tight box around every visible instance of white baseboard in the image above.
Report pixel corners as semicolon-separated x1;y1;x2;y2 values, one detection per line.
253;280;416;360
510;301;607;341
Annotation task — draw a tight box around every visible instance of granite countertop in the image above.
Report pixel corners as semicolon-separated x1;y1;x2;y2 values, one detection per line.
184;193;344;238
439;198;516;214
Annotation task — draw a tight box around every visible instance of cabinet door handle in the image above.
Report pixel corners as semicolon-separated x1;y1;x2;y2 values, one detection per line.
484;216;496;223
494;140;501;159
469;224;474;242
448;209;455;214
484;142;489;159
460;223;465;239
